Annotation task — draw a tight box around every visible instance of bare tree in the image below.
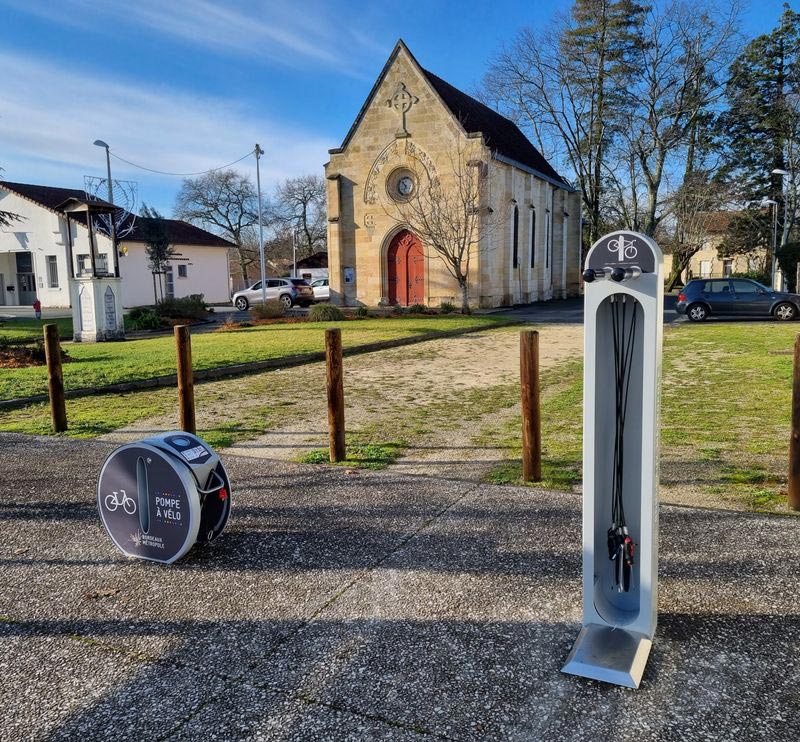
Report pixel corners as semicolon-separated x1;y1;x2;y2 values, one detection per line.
623;1;740;237
271;174;327;258
384;148;501;313
484;2;645;246
661;177;728;289
174;170;260;284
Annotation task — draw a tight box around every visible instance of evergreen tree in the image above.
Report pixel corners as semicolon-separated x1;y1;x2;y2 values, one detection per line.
720;4;800;202
561;0;650;243
718;4;800;274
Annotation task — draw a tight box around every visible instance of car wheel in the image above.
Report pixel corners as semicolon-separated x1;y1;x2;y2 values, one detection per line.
280;294;294;308
686;303;708;322
774;302;797;321
235;297;249;311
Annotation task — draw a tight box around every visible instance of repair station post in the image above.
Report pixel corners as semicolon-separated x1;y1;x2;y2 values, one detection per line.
561;230;663;689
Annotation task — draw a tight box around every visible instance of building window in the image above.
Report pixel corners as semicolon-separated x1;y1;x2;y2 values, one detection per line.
530;208;536;268
178;264;188;278
722;259;733;278
545;210;552;269
77;254;91;275
46;256;59;288
512;205;519;269
96;254;109;275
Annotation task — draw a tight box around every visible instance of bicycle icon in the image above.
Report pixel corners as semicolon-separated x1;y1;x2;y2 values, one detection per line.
607;235;638;261
105;489;136;515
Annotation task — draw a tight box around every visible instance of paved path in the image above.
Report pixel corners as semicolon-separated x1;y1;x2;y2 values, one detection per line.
494;295;681;325
1;432;798;741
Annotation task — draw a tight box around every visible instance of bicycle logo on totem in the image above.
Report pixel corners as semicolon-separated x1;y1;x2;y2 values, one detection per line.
607;235;638;261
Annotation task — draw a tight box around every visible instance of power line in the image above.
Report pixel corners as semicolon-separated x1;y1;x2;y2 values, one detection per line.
108;148;255;177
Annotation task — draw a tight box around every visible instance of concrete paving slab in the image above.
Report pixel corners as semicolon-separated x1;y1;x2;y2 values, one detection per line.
246;485;800;741
0;434;474;671
166;680;432;741
2;432;800;740
0;632;148;742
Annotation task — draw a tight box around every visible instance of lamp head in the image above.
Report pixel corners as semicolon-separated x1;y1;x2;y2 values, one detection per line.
93;140;109;149
772;168;789;176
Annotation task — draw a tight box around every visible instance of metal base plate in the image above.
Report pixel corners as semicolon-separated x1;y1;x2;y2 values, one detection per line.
561;624;652;689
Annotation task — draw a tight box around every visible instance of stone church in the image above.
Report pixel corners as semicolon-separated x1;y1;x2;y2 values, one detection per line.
325;40;582;309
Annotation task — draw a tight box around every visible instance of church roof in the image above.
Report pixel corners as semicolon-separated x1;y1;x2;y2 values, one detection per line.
333;40;571;190
419;68;568;187
0;181;234;247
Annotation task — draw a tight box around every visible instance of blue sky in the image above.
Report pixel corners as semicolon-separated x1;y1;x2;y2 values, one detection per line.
0;0;793;216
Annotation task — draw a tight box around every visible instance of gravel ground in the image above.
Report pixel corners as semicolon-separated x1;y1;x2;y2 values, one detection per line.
1;432;799;741
102;325;584;483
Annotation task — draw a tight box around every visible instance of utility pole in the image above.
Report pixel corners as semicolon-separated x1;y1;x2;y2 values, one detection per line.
93;139;119;277
292;228;297;278
255;143;267;305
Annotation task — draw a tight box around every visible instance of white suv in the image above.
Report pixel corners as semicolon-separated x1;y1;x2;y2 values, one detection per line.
232;278;314;310
310;278;330;302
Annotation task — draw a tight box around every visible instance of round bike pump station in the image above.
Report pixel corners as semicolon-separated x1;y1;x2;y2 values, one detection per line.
562;231;663;689
97;432;232;564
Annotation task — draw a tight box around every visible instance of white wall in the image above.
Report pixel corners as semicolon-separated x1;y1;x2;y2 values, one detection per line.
0;189;113;308
118;242;230;307
0;188;231;308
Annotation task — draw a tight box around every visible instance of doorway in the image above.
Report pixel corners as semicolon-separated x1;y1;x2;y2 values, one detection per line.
387;230;425;306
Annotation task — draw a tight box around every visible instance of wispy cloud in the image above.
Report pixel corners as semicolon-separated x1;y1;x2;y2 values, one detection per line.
5;0;383;76
0;51;332;211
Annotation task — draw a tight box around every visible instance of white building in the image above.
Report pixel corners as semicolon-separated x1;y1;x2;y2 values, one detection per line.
0;181;233;308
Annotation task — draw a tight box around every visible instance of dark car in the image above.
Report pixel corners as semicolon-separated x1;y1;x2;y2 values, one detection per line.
676;278;800;321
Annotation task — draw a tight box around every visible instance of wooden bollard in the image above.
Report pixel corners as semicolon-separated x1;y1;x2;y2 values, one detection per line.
789;334;800;510
43;324;67;433
325;328;346;463
174;325;196;435
520;330;542;482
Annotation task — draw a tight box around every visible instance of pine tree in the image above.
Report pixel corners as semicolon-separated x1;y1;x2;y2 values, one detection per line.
720;4;800;202
561;0;649;243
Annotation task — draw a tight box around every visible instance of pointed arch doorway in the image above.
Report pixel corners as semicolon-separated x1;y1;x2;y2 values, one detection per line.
387;229;425;306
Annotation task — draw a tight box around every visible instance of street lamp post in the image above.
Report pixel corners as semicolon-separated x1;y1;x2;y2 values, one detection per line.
255;144;267;306
772;168;791;291
764;198;779;288
93;140;119;277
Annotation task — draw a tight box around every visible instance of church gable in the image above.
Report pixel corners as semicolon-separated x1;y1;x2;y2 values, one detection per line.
332;41;466;157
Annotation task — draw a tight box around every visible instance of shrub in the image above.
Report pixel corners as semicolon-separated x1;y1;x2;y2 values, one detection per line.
439;301;456;314
309;303;345;322
251;300;285;319
730;270;771;286
355;305;369;317
126;307;163;331
156;294;208;320
407;303;429;314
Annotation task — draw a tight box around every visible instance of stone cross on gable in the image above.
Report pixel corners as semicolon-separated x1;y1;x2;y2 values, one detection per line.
386;82;419;137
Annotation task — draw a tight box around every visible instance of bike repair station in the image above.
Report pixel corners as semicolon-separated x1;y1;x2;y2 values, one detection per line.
562;230;664;689
94;229;664;690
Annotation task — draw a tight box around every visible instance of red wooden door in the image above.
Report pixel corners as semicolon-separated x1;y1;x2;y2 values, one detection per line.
387;230;424;306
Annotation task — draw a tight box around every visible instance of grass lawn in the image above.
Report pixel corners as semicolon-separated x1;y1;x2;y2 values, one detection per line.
0;317;73;342
484;321;798;512
0;314;511;402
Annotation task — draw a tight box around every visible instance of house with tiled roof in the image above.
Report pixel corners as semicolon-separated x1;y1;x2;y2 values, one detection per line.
325;40;581;308
0;181;234;309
